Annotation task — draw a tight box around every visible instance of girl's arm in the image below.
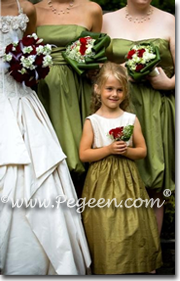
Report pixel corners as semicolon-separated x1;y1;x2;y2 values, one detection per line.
123;117;147;160
79;119;128;163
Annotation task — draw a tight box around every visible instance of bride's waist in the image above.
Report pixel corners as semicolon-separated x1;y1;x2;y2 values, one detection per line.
0;73;33;98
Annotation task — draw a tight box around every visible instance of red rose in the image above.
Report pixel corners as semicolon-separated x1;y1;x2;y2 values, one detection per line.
25;76;37;87
135;64;145;72
22;36;36;47
10;61;22;72
79;37;87;44
109;127;124;140
5;44;14;54
137;48;145;58
80;45;87;55
35;55;44;66
37;66;50;79
16;41;23;53
29;46;37;55
127;49;136;59
11;70;24;83
79;37;88;55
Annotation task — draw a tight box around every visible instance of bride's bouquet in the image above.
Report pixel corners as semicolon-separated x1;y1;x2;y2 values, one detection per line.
108;125;134;142
125;43;160;82
62;31;111;75
3;33;53;87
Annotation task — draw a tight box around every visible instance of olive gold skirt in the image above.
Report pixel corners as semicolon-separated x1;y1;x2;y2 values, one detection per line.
82;156;162;274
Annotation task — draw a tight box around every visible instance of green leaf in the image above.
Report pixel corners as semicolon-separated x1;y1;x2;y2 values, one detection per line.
121;125;134;141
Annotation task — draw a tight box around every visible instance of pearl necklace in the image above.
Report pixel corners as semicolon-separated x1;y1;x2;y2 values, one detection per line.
47;0;74;16
125;5;153;24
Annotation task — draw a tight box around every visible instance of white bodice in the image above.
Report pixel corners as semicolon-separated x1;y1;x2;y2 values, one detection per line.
87;112;136;148
0;0;29;98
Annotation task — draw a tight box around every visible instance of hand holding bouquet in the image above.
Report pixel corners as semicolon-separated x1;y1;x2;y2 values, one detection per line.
108;125;134;142
3;33;53;87
62;31;110;75
125;43;160;82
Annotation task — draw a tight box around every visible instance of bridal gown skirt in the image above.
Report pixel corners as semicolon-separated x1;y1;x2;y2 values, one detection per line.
0;74;91;275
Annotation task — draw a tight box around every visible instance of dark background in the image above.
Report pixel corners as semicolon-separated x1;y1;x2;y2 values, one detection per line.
30;0;175;14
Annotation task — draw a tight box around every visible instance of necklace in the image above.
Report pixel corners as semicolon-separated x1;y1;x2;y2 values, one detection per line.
125;5;153;24
47;0;74;16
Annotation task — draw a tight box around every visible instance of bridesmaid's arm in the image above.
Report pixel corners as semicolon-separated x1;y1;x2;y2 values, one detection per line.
89;2;103;32
23;1;37;36
148;14;175;91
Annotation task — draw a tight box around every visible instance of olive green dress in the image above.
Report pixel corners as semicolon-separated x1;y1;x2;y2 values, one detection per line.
82;113;162;274
106;38;175;193
36;25;92;186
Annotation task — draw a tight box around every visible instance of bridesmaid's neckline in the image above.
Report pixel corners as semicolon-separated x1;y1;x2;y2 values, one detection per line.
112;37;169;43
36;24;88;31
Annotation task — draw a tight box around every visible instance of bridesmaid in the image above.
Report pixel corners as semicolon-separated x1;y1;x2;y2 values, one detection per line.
34;0;102;195
102;0;175;234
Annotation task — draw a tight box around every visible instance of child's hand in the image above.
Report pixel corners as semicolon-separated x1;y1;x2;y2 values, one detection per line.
109;141;127;155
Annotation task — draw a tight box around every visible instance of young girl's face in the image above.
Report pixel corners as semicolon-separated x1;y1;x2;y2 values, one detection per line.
99;74;125;110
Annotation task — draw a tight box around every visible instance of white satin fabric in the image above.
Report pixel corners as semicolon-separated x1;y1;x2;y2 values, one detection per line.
0;1;91;275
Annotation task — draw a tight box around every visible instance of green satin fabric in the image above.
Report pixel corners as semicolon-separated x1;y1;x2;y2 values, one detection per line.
36;25;92;178
106;38;175;192
82;156;162;274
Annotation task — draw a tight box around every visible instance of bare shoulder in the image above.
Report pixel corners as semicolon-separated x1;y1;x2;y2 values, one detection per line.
35;0;45;9
155;7;175;26
20;0;36;16
103;10;119;19
84;1;102;15
102;9;123;32
103;9;123;24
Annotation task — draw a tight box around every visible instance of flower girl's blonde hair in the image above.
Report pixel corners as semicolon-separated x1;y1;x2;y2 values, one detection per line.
91;62;131;113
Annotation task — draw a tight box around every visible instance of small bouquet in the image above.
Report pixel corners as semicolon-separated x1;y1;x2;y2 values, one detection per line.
125;43;160;82
108;125;134;142
3;33;53;87
62;31;111;75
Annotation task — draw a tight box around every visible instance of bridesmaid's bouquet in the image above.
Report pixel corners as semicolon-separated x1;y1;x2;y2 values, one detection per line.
108;125;134;142
62;31;111;75
3;33;53;87
125;43;160;82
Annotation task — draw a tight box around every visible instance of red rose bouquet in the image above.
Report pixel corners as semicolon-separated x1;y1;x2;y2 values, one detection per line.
125;43;160;82
64;36;96;63
108;125;134;142
3;33;53;87
62;31;110;75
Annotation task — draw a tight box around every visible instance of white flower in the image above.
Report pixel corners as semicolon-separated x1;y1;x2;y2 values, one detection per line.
20;55;36;70
3;53;12;62
132;53;141;63
43;44;52;55
85;46;93;55
143;52;156;62
36;45;44;55
36;44;52;55
19;68;27;74
42;55;53;67
12;42;18;48
30;33;38;40
22;46;33;54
